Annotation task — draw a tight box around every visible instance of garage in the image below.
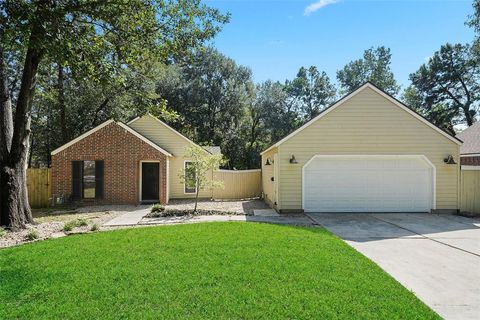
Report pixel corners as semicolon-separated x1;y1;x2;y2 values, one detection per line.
303;155;435;213
261;83;461;213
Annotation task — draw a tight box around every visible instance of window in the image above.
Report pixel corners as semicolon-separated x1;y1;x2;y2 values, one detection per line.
72;160;104;200
83;161;96;199
184;161;197;194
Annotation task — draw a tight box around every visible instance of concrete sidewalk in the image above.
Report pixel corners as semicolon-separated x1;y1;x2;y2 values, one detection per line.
103;207;150;226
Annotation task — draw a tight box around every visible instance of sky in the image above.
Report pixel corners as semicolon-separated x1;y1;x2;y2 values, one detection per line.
205;0;475;89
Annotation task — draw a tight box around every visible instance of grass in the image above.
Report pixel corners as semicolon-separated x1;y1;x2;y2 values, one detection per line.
0;223;439;319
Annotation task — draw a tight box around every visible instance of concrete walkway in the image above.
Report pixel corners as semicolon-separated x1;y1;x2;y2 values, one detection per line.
103;207;150;226
103;205;311;227
307;212;480;320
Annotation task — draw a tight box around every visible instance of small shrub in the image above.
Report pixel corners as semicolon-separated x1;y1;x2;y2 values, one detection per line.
25;229;40;241
0;227;7;238
63;221;75;232
151;204;165;213
63;219;89;232
77;218;88;227
90;223;99;232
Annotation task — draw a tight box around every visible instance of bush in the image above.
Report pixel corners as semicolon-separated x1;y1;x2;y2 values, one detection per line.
63;219;89;232
26;229;40;241
77;219;88;227
90;223;99;232
0;227;7;238
151;204;165;213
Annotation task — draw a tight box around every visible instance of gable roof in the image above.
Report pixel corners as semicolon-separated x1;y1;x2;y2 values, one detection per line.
456;121;480;155
51;119;172;157
260;82;462;155
127;113;214;154
203;146;222;155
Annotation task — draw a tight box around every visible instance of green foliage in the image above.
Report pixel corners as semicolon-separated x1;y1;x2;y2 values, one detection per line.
409;43;479;127
0;227;6;238
63;219;89;232
0;223;439;319
402;86;458;135
2;1;229;167
151;204;166;213
25;229;39;241
337;46;400;95
285;66;337;120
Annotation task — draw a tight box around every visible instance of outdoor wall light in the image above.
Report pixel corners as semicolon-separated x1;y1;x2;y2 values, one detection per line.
443;155;457;165
289;155;298;164
265;158;272;166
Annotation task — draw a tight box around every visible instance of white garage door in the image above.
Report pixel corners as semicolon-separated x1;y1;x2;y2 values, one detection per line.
303;155;434;213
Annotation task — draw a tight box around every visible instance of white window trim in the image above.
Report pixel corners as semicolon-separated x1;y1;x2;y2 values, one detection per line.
139;160;161;202
183;160;197;194
301;154;437;212
461;165;480;171
460;154;480;157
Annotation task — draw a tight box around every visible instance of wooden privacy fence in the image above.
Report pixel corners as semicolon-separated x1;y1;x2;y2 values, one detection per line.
213;169;262;200
460;169;480;215
27;168;52;208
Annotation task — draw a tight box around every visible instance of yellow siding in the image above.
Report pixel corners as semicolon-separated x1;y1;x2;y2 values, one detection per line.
212;170;262;199
460;170;480;214
128;115;213;199
278;87;460;211
261;148;277;209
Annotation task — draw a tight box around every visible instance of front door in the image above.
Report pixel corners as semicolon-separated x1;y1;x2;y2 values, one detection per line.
141;162;160;202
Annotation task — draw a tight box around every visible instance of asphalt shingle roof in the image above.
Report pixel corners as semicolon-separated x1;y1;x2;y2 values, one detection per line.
457;121;480;155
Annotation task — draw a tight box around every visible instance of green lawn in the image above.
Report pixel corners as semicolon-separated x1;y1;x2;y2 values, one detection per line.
0;222;438;319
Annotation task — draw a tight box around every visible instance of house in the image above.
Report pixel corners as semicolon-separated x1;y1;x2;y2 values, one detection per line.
261;82;462;214
456;121;480;168
51;114;220;205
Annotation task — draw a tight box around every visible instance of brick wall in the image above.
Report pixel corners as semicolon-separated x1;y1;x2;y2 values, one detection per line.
461;156;480;166
51;122;167;205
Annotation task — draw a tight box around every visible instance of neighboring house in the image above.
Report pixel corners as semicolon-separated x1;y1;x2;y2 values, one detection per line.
51;114;219;205
261;82;462;214
456;121;480;167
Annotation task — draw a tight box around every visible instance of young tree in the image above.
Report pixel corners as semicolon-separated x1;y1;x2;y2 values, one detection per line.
0;1;229;230
179;145;224;213
337;46;400;95
409;43;479;127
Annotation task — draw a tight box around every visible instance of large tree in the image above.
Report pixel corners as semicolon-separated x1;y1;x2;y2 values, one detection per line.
402;85;458;135
158;48;255;169
409;43;479;127
285;66;336;120
0;0;228;230
337;46;400;95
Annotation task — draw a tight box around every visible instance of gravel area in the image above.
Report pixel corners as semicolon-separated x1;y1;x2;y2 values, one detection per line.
166;199;269;215
0;201;269;248
0;208;125;249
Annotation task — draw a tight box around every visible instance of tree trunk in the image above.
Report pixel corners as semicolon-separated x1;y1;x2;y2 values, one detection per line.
463;103;474;127
57;64;68;142
194;178;200;213
0;22;44;229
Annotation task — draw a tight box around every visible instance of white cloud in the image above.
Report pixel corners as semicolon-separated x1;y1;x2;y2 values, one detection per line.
304;0;340;16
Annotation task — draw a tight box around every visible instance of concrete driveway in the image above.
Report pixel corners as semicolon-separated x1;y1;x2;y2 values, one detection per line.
306;212;480;320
